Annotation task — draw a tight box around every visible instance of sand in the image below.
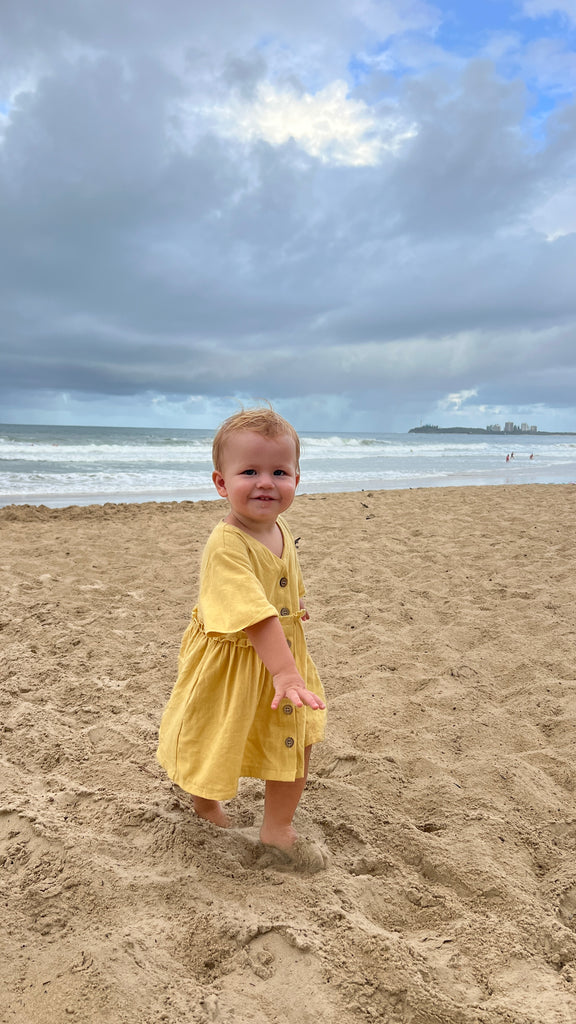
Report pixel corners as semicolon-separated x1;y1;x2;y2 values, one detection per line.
1;484;576;1024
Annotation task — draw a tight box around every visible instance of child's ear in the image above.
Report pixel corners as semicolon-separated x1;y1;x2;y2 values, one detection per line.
212;470;228;497
295;472;300;488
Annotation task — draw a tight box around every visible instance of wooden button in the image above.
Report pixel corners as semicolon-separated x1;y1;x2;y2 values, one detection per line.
285;737;294;748
279;577;288;587
280;607;290;616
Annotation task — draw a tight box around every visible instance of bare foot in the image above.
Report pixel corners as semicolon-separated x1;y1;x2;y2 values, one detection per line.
259;825;328;874
193;796;231;828
259;823;297;850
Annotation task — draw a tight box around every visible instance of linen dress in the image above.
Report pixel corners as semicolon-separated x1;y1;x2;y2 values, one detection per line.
156;516;326;801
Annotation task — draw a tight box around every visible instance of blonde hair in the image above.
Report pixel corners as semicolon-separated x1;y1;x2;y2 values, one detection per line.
212;407;300;473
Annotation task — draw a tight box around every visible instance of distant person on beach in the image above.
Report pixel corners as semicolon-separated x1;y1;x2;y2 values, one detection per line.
506;454;510;463
157;408;327;871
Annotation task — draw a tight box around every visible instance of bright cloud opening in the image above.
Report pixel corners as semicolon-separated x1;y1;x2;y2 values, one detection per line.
210;80;416;166
438;389;479;412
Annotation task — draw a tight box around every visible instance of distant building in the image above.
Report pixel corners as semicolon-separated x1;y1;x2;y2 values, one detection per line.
503;420;538;433
486;424;501;432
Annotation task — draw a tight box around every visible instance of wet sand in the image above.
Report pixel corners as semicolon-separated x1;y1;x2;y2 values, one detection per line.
2;484;576;1023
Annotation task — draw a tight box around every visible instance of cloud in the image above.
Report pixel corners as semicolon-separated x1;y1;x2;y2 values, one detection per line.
438;389;479;412
530;181;576;238
522;0;576;23
1;0;576;431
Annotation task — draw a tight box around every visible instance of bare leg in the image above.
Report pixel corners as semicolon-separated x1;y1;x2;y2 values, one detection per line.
260;746;311;849
193;796;231;828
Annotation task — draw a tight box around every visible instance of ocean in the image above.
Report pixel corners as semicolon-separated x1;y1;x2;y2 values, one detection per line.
1;423;575;508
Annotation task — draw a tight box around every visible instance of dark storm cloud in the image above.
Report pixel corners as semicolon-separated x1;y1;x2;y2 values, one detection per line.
1;0;576;428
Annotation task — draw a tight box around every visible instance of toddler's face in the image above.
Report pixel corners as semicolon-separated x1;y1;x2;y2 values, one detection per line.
212;431;299;527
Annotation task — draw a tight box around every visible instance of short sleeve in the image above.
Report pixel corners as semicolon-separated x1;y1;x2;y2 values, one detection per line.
198;529;278;635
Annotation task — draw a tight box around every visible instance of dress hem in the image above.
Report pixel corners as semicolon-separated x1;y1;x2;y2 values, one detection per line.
157;739;324;802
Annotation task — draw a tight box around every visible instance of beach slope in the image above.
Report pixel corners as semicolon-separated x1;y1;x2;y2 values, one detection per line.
2;485;576;1023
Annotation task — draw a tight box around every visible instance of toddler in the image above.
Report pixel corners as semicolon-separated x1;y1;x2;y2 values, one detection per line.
157;408;327;868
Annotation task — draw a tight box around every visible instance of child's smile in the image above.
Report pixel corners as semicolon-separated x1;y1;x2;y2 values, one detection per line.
212;431;300;535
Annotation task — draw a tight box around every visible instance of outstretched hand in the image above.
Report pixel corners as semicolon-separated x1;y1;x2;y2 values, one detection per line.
271;671;326;711
243;616;325;711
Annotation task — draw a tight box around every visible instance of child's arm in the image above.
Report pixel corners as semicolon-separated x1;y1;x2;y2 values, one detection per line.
244;616;325;711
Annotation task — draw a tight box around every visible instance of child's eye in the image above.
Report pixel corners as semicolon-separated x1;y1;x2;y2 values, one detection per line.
273;470;287;476
241;469;256;475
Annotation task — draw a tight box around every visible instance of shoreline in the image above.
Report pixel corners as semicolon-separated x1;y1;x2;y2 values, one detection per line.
3;478;576;515
2;462;576;511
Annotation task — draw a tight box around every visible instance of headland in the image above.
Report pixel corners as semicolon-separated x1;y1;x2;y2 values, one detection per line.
410;424;576;435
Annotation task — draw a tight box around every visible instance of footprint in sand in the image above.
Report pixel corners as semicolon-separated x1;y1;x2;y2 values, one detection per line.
201;931;338;1024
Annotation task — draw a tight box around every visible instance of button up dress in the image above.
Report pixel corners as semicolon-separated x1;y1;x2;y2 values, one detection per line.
156;516;326;801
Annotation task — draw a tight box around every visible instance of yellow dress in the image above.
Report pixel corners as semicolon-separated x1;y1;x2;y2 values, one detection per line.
156;516;326;801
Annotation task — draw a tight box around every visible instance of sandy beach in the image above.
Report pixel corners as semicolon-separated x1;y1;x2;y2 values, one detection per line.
2;483;576;1024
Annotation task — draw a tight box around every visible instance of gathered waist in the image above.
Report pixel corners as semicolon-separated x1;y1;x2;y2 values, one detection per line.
189;607;304;647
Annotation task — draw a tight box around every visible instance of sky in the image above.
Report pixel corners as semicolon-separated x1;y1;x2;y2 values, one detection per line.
1;0;575;433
